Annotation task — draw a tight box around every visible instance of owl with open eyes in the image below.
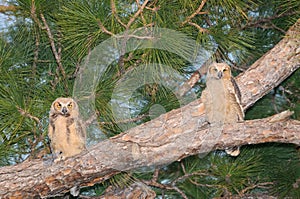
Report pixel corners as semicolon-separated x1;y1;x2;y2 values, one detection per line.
201;63;244;156
48;97;86;161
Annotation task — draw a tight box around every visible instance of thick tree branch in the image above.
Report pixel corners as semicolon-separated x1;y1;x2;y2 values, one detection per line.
237;18;300;110
0;19;299;199
0;109;299;198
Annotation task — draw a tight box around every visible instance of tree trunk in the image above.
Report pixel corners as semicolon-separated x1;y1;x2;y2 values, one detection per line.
0;19;299;198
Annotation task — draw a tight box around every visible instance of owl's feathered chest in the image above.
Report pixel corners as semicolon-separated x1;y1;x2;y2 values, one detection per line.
206;78;233;104
49;114;85;157
50;114;75;133
202;78;243;124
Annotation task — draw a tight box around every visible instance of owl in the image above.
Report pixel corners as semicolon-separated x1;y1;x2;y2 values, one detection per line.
48;97;86;161
201;63;244;156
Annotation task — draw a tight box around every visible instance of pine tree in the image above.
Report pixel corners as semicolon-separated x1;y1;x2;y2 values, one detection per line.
0;0;299;198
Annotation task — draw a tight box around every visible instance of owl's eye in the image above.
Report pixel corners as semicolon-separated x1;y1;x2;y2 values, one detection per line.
55;102;61;109
67;103;73;109
214;68;218;72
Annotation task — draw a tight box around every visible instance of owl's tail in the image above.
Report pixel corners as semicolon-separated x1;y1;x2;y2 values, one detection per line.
225;146;240;156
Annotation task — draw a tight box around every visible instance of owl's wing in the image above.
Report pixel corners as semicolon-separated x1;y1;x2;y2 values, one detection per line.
200;88;207;103
229;77;244;121
230;76;241;102
48;118;56;155
48;119;54;141
76;119;87;143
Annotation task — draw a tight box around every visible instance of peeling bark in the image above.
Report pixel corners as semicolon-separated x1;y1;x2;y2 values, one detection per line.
0;19;299;198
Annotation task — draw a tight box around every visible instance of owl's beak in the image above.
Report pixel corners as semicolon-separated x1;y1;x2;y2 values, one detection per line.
62;107;68;115
217;71;223;79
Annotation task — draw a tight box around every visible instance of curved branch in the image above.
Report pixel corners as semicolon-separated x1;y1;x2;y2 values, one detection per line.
0;109;299;198
0;19;299;199
237;18;300;110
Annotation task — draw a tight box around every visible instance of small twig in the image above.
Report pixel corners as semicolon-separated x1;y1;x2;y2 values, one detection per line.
100;114;148;125
179;162;220;189
187;22;208;33
181;0;208;25
136;0;150;28
142;179;188;199
241;11;297;31
145;5;160;12
227;60;247;72
152;168;160;182
116;34;154;39
57;31;62;61
116;0;149;75
30;0;42;28
270;22;286;34
17;106;41;125
172;186;189;199
97;19;114;36
40;13;66;79
240;182;273;195
180;161;187;174
111;0;126;27
126;0;149;29
69;61;81;79
0;5;17;13
123;52;134;62
36;60;53;63
17;105;45;158
32;31;40;76
172;171;209;186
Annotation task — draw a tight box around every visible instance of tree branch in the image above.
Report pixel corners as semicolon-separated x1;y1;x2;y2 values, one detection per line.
0;109;299;197
187;21;209;33
181;0;208;25
126;0;149;29
17;106;41;125
110;0;126;27
0;5;17;13
40;13;66;80
237;18;300;110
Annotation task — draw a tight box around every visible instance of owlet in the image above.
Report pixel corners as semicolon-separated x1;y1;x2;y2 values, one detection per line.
201;63;244;156
48;97;86;161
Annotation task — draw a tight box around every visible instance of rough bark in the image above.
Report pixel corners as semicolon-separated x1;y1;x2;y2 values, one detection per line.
0;19;299;198
237;18;300;110
98;182;156;199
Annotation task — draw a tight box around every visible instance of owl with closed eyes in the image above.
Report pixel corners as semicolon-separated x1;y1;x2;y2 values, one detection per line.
48;97;86;161
201;63;244;156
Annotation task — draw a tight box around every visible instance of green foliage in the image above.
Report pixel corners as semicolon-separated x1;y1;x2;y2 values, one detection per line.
0;0;299;197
